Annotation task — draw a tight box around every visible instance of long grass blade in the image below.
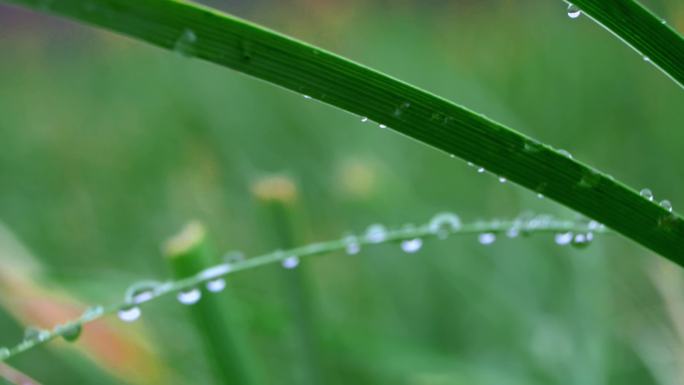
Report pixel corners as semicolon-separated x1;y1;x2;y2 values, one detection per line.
3;0;683;262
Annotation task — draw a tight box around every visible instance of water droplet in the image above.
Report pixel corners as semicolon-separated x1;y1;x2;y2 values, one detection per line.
0;347;9;360
360;116;368;123
125;281;160;305
555;232;573;245
344;236;361;255
82;305;104;321
661;19;667;24
206;279;227;293
282;256;300;269
393;101;411;117
643;56;651;62
177;288;202;305
450;154;455;158
498;176;507;183
578;170;602;189
558;149;573;159
401;238;423;253
478;233;496;245
477;167;486;173
660;200;673;212
523;141;543;153
571;233;592;248
24;327;49;342
587;220;600;231
640;188;654;201
537;193;544;199
567;4;581;18
199;263;231;281
61;324;82;343
365;224;388;243
506;227;520;238
379;124;387;129
174;28;197;57
428;213;462;239
303;94;312;99
117;306;141;322
467;162;474;167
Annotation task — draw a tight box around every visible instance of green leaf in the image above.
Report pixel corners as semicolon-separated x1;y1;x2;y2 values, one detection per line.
570;0;684;88
3;0;683;263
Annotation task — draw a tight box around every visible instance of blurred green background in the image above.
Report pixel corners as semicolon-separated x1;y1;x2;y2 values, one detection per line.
1;0;684;384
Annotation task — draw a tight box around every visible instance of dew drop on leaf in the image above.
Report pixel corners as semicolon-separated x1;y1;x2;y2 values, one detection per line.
554;232;573;245
428;213;462;239
282;256;300;269
178;288;202;305
478;233;496;245
118;306;141;322
660;200;673;212
571;232;593;248
640;188;654;201
61;324;83;343
401;238;423;253
206;279;227;293
567;4;581;18
365;224;388;243
174;28;197;57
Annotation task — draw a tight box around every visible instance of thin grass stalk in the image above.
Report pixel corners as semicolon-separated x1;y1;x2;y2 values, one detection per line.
163;222;261;385
252;176;324;385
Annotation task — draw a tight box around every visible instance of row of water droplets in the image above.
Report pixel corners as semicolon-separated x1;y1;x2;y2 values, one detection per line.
1;213;603;360
639;188;673;212
118;252;244;323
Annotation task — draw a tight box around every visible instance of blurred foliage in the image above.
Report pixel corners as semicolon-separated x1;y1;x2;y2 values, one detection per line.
0;0;684;384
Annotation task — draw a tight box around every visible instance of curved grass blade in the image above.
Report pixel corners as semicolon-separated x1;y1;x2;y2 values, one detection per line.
0;215;606;362
3;0;683;263
570;0;684;88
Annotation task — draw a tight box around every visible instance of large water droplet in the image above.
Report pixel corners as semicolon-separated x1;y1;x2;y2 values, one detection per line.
344;236;361;255
660;200;673;212
571;233;592;249
555;232;573;245
177;288;202;305
282;256;300;269
174;28;197;57
117;306;141;322
206;279;227;293
365;224;388;243
640;188;654;201
125;281;160;305
401;238;423;253
428;213;462;239
478;233;496;245
558;149;573;159
61;324;82;343
567;4;581;18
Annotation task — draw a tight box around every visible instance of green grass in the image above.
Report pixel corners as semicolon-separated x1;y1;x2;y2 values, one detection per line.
0;1;683;384
3;0;683;263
